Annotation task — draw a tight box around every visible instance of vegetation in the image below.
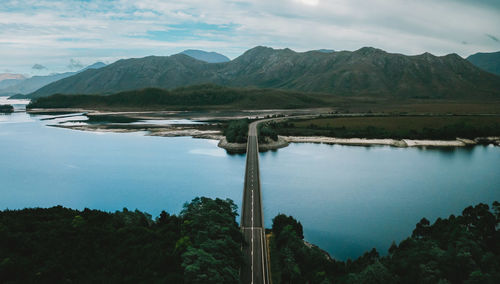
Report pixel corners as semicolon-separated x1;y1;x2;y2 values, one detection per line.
0;104;13;113
0;197;243;283
270;201;500;283
258;122;279;143
27;84;331;111
273;115;500;140
269;214;345;283
224;119;249;143
1;197;498;283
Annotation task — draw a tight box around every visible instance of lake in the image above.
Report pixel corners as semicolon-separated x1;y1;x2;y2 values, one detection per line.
1;100;499;260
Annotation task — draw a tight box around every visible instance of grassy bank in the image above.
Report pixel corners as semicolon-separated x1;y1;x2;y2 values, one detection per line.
273;115;500;140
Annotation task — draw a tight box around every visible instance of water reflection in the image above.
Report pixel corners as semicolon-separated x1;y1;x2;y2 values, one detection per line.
260;142;500;260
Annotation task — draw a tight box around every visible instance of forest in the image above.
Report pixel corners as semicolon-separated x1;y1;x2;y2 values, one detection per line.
0;197;242;283
26;84;329;111
0;104;13;113
272;116;500;140
223;119;249;143
1;200;498;283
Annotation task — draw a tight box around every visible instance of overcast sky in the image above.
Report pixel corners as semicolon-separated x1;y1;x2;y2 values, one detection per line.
1;0;499;75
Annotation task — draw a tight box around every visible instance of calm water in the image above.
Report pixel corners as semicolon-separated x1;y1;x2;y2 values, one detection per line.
1;101;499;260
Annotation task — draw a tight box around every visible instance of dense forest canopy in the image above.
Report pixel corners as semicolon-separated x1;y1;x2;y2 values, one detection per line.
0;104;13;113
26;84;329;111
0;197;242;283
1;200;498;283
270;201;500;283
224;119;249;143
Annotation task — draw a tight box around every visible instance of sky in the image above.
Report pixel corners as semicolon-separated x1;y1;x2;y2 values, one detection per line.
1;0;499;75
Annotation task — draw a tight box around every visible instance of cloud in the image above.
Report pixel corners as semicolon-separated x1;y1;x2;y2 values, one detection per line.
0;0;500;74
486;34;499;42
32;64;47;70
67;58;83;70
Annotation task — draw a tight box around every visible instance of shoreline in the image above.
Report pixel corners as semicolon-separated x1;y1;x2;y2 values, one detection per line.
33;107;499;150
51;124;500;150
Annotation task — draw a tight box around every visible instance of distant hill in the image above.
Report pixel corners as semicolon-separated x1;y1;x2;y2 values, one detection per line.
28;46;500;99
180;50;230;63
467;51;500;76
0;78;25;90
2;62;106;97
316;49;335;53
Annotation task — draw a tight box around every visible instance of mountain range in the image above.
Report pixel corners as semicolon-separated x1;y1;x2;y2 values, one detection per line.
0;74;26;90
1;62;106;96
28;46;500;99
467;51;500;76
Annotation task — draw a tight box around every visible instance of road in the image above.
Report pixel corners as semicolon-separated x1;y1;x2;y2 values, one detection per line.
240;120;270;284
239;115;321;283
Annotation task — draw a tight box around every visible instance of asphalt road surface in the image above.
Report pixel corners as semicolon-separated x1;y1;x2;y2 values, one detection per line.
240;121;270;284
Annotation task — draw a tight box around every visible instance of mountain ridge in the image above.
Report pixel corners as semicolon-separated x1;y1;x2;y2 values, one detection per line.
2;62;106;96
28;46;500;99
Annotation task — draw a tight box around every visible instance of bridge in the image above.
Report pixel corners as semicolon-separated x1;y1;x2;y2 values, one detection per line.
239;115;320;283
240;120;270;284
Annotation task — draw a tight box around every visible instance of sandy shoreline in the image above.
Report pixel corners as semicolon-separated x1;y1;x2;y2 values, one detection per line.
284;136;500;148
51;124;223;139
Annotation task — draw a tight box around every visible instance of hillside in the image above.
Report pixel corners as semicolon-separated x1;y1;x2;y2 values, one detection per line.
180;49;230;63
29;46;500;99
2;62;106;97
467;51;500;76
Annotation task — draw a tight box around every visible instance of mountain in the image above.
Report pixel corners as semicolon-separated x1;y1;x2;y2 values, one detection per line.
29;47;500;99
0;73;25;82
1;62;106;96
180;49;230;63
0;78;25;90
467;51;500;76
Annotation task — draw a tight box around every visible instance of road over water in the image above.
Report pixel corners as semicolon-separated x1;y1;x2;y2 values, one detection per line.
240;120;270;284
